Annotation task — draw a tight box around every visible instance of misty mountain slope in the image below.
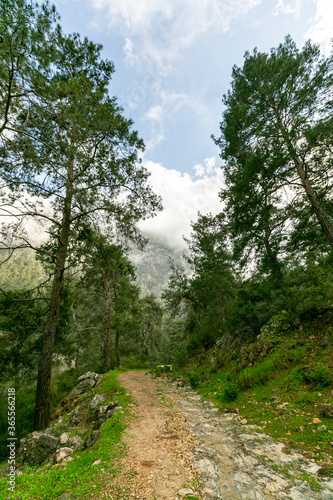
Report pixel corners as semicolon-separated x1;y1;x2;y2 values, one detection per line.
130;236;187;296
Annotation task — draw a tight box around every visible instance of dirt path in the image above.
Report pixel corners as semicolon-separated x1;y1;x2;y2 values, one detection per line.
97;372;333;500
99;371;200;499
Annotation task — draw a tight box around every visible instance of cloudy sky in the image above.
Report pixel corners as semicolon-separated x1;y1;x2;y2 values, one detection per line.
54;0;332;248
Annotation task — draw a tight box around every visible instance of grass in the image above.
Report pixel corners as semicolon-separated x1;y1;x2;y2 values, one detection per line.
0;370;133;500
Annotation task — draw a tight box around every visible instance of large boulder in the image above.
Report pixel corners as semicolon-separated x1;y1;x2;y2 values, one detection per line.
17;432;60;466
68;372;102;398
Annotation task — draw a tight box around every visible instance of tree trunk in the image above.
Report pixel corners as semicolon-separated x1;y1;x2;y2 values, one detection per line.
271;100;333;250
75;330;81;373
115;328;120;368
112;281;120;368
34;152;74;431
102;272;111;373
293;158;333;249
263;226;283;282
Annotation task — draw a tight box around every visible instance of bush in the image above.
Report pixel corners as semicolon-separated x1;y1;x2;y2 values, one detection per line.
188;370;201;388
308;364;332;388
50;368;78;409
0;385;36;461
287;366;304;389
295;391;315;406
223;382;238;401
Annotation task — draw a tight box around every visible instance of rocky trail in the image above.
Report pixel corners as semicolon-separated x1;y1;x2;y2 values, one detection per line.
96;371;333;500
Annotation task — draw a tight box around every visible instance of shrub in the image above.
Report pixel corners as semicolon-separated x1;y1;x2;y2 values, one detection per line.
308;364;332;388
223;382;238;402
188;370;201;388
287;366;304;389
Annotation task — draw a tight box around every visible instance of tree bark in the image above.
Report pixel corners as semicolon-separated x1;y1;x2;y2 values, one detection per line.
115;327;120;368
293;158;333;249
102;271;111;373
263;226;283;281
34;151;74;431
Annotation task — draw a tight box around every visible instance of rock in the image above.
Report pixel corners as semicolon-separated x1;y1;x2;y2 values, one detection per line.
89;394;106;410
56;447;73;463
178;488;195;497
93;459;101;465
313;418;322;424
60;433;69;445
70;406;86;426
77;371;102;385
84;430;101;449
17;433;60;466
67;435;84;451
60;456;73;467
221;407;239;414
240;419;248;425
317;425;327;431
44;426;56;435
94;401;119;428
68;372;102;398
320;404;333;419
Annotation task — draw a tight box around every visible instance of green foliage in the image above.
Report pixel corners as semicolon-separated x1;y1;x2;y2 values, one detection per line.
188;370;201;388
287;366;304;389
0;249;45;290
0;386;36;461
307;364;332;388
215;35;333;261
222;382;238;401
50;368;78;409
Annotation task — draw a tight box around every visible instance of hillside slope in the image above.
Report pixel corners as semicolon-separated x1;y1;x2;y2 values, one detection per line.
180;307;333;479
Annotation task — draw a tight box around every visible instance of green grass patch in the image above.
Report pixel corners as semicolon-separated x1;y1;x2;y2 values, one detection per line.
0;370;133;500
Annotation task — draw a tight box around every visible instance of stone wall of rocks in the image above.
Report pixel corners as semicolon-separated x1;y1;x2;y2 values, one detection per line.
16;371;119;467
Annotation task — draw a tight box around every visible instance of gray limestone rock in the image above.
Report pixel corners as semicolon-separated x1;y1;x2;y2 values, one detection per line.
67;435;84;451
17;433;59;466
89;394;106;410
84;430;101;449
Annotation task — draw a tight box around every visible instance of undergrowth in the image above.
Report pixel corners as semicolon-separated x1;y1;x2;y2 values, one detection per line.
0;370;132;500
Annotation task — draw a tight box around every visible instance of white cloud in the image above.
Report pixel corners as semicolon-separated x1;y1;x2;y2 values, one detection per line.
273;0;332;54
123;37;136;66
142;90;214;152
90;0;261;68
273;0;303;16
194;157;216;177
139;159;224;248
305;0;333;54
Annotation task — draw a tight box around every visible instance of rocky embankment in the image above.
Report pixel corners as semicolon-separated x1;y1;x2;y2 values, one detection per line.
16;372;119;468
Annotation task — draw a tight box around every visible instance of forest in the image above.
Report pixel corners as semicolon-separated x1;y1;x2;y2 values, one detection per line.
0;0;333;486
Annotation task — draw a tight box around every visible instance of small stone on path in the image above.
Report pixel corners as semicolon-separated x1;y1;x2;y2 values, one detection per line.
178;487;195;496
